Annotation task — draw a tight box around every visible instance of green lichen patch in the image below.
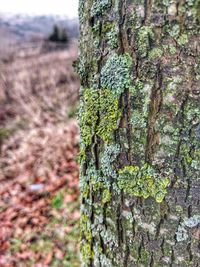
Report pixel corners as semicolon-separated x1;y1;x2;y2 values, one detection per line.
101;144;121;178
97;89;121;143
168;24;180;38
78;0;85;23
106;27;118;49
80;180;90;199
102;189;111;204
79;88;121;149
129;79;144;95
168;44;177;55
88;167;109;194
177;33;189;46
100;53;132;95
136;26;154;58
148;47;163;60
80;214;92;243
92;20;100;35
91;0;110;17
102;22;114;34
118;164;170;203
79;88;99;148
80;242;94;265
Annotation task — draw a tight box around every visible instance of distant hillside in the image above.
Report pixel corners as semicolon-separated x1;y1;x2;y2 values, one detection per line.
0;13;79;46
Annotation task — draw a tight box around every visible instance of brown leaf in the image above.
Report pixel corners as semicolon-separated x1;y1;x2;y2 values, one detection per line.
44;252;53;265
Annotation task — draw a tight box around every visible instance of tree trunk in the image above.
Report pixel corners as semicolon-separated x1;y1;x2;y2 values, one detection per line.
78;0;200;266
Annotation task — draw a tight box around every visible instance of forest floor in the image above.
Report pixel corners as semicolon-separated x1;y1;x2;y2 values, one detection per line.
0;43;80;266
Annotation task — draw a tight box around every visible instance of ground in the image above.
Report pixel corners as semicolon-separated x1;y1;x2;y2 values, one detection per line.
0;42;80;267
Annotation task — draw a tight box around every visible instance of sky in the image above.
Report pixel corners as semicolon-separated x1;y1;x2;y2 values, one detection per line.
0;0;78;18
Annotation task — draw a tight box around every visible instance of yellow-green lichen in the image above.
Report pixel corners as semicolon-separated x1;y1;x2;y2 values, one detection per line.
101;21;115;35
79;88;121;148
80;213;93;264
100;53;132;95
102;189;111;204
102;22;114;34
118;164;170;203
97;89;121;142
80;242;94;265
81;182;90;198
79;88;99;148
80;214;92;243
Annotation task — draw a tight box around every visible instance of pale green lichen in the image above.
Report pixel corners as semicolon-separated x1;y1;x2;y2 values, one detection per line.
168;44;177;55
78;0;85;23
184;215;200;228
148;47;163;60
91;0;110;17
129;79;144;95
176;226;188;242
118;164;170;203
93;244;112;267
80;160;113;205
84;165;104;191
136;26;154;58
106;27;118;49
101;144;120;178
100;53;132;95
75;57;86;82
169;24;180;38
92;20;100;34
177;33;189;46
176;215;200;242
130;80;152;159
163;0;170;6
99;227;118;248
87;166;110;195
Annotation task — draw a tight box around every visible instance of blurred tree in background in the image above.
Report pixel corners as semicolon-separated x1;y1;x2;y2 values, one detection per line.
48;24;69;44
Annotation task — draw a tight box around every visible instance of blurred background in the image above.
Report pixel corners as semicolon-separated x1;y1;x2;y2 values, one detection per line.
0;0;80;266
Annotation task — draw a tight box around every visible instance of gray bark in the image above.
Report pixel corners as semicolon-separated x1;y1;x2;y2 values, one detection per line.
78;0;200;266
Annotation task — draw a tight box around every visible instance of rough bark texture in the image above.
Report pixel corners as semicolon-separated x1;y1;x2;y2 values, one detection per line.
78;0;200;266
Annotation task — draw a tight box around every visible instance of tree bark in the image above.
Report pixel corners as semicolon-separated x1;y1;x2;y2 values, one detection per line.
78;0;200;266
